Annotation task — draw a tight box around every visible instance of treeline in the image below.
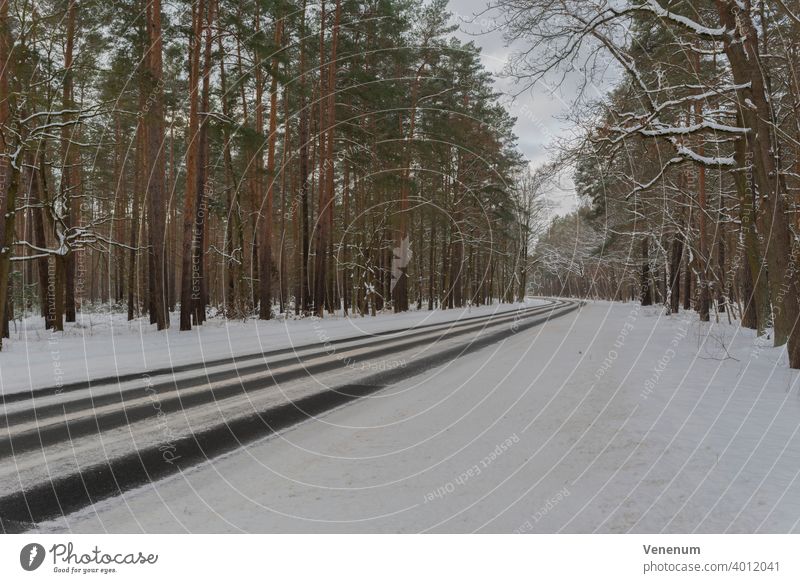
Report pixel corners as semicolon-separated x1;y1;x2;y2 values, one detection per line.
0;0;537;347
495;0;800;368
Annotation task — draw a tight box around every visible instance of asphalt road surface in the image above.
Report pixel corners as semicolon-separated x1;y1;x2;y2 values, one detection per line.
0;299;578;532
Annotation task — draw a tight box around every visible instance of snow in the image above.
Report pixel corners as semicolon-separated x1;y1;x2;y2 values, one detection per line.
0;301;540;396
640;1;728;38
674;139;736;166
35;301;800;533
638;120;748;137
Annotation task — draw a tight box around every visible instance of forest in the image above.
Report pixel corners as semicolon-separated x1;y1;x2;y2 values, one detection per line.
4;0;800;372
0;0;536;347
512;0;800;368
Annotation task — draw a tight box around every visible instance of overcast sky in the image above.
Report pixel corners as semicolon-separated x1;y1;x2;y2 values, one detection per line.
448;0;582;216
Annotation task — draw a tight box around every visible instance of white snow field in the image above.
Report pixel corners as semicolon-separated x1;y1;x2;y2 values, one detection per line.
0;301;543;396
33;301;800;533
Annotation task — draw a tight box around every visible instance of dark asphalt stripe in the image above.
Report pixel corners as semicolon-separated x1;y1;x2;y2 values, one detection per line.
0;303;560;438
0;303;556;457
0;300;578;532
1;301;556;406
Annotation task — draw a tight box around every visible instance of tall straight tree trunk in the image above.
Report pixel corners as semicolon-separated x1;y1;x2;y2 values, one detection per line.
313;0;337;316
392;62;425;312
669;233;682;314
693;68;710;322
112;116;125;305
297;0;311;315
259;14;283;320
450;232;463;308
26;152;51;327
191;0;214;326
0;0;16;347
145;0;168;330
326;0;341;314
518;230;529;302
167;121;177;311
127;96;145;322
449;158;464;309
717;222;727;314
53;256;65;332
148;232;156;324
641;237;652;306
233;17;251;314
279;76;290;314
217;24;240;318
62;0;78;322
250;8;265;312
683;216;692;311
179;0;204;331
428;215;436;310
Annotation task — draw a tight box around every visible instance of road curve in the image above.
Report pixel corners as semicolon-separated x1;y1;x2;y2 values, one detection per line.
0;299;578;532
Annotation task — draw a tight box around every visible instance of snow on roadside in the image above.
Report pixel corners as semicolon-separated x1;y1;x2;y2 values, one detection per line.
0;300;540;396
36;300;800;533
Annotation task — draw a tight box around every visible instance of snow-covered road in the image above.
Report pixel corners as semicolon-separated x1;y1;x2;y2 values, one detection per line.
0;300;547;396
1;300;575;530
37;301;800;533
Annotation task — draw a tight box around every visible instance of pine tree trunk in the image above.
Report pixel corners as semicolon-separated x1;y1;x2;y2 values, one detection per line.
62;0;78;322
259;14;283;320
428;215;436;310
694;77;710;322
217;26;239;318
0;15;15;344
191;0;214;326
641;237;652;306
669;234;682;314
179;0;204;331
313;0;333;316
717;224;727;313
127;110;143;322
145;0;169;330
298;0;311;315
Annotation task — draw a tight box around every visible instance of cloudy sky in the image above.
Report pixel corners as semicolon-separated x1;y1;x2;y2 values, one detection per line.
448;0;584;216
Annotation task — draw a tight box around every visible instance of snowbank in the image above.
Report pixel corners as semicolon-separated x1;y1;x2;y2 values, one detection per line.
0;301;538;396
